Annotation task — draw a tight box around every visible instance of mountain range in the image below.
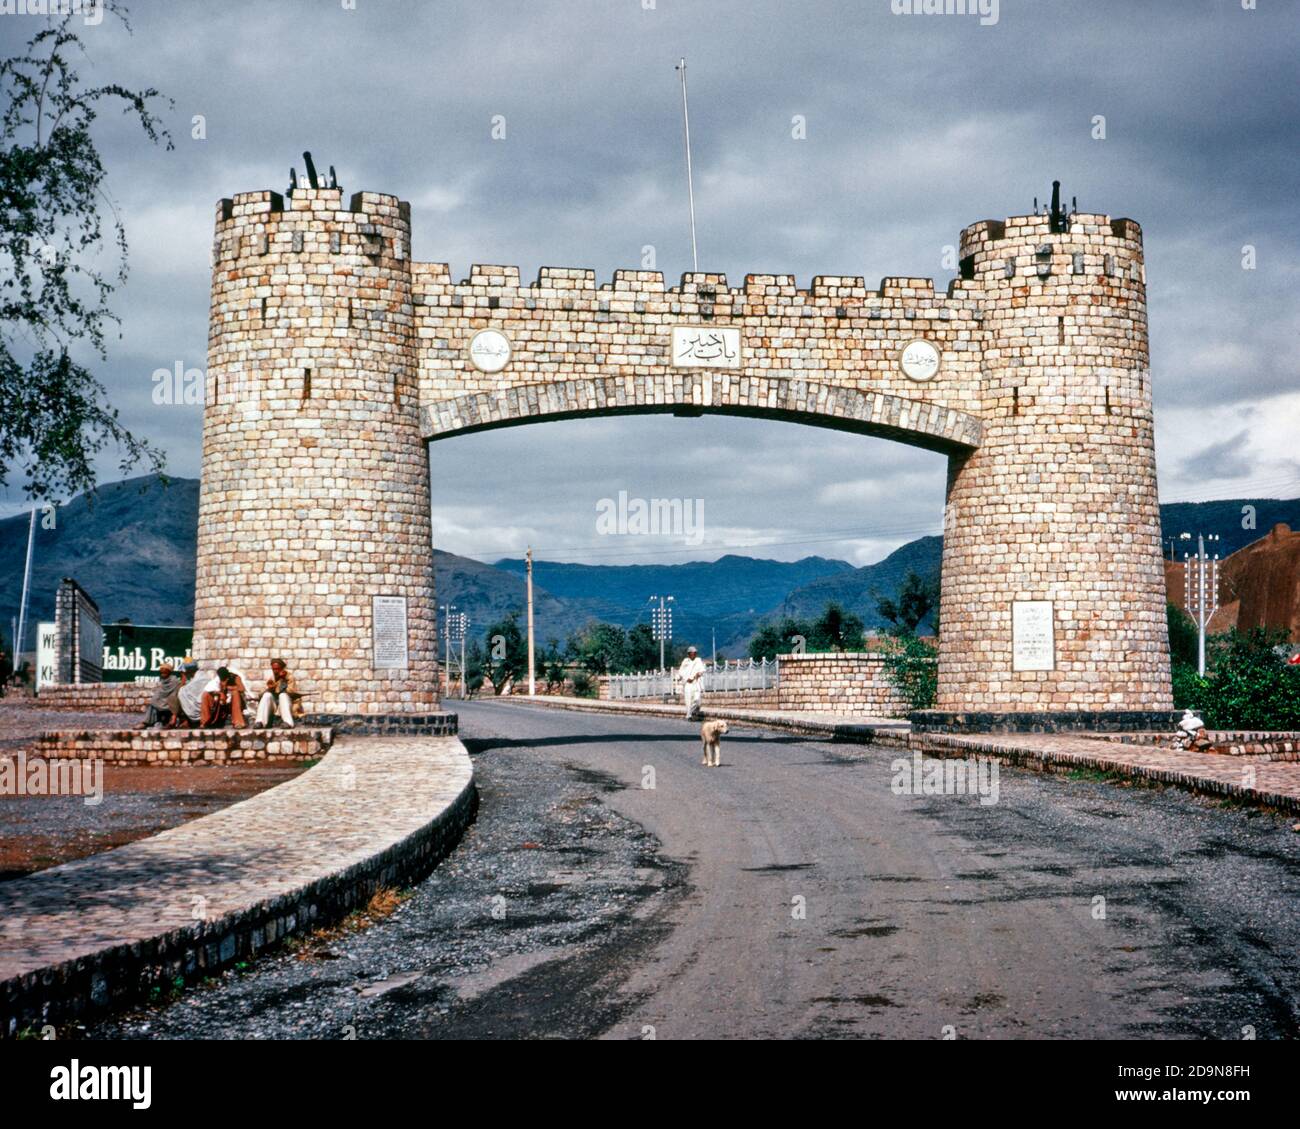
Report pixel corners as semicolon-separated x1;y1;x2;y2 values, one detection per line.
3;475;1299;659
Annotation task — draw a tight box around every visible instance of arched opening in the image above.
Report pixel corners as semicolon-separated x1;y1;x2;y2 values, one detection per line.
425;404;955;710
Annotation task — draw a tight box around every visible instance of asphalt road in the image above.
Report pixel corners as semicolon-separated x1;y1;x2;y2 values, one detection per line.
452;699;1300;1040
86;698;1300;1041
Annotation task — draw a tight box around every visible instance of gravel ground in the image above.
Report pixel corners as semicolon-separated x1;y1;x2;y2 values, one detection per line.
0;704;306;878
72;700;1300;1040
82;731;686;1040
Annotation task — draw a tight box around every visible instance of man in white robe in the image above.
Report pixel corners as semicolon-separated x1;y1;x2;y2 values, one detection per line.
678;645;706;719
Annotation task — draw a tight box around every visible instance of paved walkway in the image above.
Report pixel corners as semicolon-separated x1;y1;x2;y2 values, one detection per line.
0;735;474;1031
489;694;1300;814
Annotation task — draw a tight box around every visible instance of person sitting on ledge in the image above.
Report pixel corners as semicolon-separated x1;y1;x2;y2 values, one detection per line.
255;658;303;729
165;659;202;728
200;665;247;728
138;663;181;729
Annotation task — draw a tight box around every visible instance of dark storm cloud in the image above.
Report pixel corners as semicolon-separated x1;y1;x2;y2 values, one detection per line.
2;0;1296;560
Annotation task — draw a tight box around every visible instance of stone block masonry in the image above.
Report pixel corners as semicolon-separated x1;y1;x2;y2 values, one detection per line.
774;652;912;718
35;682;153;712
195;175;1172;722
33;727;333;765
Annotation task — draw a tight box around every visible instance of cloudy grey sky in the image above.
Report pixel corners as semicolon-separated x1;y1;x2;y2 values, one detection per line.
2;0;1297;567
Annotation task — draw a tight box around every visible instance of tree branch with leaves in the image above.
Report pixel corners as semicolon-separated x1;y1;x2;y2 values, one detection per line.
0;3;172;501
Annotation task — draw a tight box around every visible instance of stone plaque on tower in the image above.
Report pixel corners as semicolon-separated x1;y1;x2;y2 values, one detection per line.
372;595;410;671
1012;600;1056;672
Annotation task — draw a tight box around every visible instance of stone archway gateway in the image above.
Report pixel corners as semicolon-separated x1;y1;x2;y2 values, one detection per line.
192;174;1172;728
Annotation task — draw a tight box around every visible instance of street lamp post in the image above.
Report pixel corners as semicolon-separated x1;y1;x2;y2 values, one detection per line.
1181;532;1221;677
650;595;674;673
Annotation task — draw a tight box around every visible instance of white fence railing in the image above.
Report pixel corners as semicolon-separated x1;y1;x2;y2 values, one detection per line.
605;658;779;700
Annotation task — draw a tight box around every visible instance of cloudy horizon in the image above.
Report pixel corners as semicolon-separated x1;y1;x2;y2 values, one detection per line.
2;0;1296;568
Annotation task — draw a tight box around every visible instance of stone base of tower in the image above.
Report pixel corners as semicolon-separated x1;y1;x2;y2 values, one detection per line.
301;711;458;737
911;709;1180;735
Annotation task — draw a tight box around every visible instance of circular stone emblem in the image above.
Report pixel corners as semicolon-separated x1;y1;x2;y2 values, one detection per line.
899;339;941;382
467;329;512;373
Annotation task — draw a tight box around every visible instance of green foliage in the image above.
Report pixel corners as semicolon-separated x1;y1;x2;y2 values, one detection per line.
1166;602;1199;668
562;620;666;675
875;570;940;634
1183;627;1300;730
878;631;938;711
570;670;595;698
626;622;660;671
1;5;172;499
748;602;865;660
569;622;630;674
482;613;527;694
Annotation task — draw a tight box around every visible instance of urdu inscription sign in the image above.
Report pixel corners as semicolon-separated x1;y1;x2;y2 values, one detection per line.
372;595;410;671
1011;600;1056;672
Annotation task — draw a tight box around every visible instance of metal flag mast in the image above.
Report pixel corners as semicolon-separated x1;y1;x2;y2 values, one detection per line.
15;507;36;667
676;58;699;273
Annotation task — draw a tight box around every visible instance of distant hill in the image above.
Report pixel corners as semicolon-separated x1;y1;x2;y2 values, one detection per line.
3;477;1297;657
0;475;199;642
774;535;944;631
495;554;854;653
1158;499;1300;558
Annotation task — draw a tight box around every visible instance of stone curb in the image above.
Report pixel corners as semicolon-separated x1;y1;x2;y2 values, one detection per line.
0;735;476;1037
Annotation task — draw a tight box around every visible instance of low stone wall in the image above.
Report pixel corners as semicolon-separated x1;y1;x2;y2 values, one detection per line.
0;735;475;1035
702;688;780;708
303;711;458;736
912;709;1181;734
774;652;912;718
1094;731;1300;759
36;682;154;712
33;727;333;765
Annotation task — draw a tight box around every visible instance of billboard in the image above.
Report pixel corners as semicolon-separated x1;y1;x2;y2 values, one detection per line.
36;622;57;691
101;624;194;682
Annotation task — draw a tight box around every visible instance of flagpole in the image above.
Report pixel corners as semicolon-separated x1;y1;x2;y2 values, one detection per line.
15;507;36;664
676;57;699;273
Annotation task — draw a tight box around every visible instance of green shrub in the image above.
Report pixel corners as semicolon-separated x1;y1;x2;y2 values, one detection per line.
1176;627;1300;730
879;632;938;711
570;671;596;699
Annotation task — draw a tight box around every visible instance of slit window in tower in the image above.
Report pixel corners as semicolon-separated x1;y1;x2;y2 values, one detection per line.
1058;317;1065;345
1013;386;1020;416
302;367;312;403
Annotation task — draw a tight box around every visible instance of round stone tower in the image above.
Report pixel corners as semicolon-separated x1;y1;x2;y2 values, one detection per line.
936;203;1172;715
192;183;438;720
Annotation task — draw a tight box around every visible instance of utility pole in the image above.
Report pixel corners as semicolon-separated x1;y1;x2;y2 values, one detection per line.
440;603;455;699
1182;532;1221;677
15;507;36;665
459;615;468;700
526;546;536;696
675;58;699;273
711;626;716;668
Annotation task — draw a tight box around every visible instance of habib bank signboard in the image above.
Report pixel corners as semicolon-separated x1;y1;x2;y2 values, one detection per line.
101;624;194;682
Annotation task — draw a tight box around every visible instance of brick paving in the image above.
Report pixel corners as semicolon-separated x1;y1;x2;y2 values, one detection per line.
0;735;473;1032
496;695;1300;814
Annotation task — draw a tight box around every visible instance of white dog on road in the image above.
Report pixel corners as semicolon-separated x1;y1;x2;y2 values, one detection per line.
700;719;729;767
